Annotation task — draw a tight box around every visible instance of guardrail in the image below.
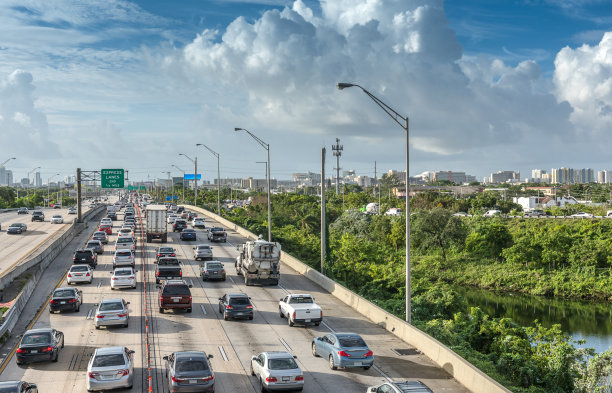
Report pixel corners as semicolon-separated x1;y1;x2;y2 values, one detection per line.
186;205;511;393
0;205;106;339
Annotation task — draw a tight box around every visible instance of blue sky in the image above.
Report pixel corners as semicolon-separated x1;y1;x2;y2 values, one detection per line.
1;0;612;183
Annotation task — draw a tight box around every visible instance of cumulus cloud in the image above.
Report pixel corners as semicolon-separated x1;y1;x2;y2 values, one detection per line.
0;70;59;158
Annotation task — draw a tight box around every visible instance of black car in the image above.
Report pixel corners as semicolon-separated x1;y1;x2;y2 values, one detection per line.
0;381;38;392
156;265;182;284
16;328;64;365
173;220;188;232
218;293;253;320
31;211;45;222
7;223;27;234
201;261;226;281
17;207;28;214
73;248;97;268
107;211;117;221
180;228;197;241
163;351;214;392
157;256;180;265
49;287;82;313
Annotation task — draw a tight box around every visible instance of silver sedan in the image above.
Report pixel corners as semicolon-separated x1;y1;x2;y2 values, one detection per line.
250;351;304;392
94;298;129;329
87;346;134;391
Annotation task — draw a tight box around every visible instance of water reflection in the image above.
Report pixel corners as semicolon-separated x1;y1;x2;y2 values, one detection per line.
455;286;612;353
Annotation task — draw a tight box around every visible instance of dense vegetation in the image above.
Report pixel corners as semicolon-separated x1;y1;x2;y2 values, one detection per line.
0;186;73;209
179;186;612;393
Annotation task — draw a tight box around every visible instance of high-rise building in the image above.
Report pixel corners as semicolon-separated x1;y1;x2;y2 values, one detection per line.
0;166;6;185
598;170;606;184
35;172;42;187
551;167;594;184
531;169;547;179
489;170;520;184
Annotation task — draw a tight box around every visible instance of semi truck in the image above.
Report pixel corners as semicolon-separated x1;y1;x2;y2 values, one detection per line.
235;239;281;285
146;205;168;243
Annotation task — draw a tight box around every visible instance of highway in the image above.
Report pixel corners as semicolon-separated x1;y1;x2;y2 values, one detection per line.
0;204;469;392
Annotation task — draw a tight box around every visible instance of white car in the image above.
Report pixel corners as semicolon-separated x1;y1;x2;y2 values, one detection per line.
483;210;502;217
384;208;403;216
110;267;137;289
167;214;179;224
453;212;469;217
571;212;594;218
68;207;77;214
100;218;112;226
193;218;206;228
250;351;304;392
67;264;93;284
118;227;134;237
51;214;64;224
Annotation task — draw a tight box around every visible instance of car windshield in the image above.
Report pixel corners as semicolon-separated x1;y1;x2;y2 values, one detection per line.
99;302;124;311
92;354;125;367
54;289;75;297
206;263;223;269
268;358;298;370
163;285;190;296
229;297;250;305
71;266;89;272
338;336;367;347
176;359;209;372
289;296;313;304
21;333;51;345
114;270;132;276
211;228;222;232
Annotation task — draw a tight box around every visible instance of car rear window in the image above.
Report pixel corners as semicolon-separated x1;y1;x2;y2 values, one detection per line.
99;302;123;311
75;250;93;257
338;336;367;347
162;285;190;296
159;258;179;265
21;333;51;345
229;297;250;305
86;242;98;247
115;269;133;276
159;247;174;252
197;245;210;250
117;238;133;243
92;354;125;367
268;358;298;370
53;289;75;297
206;263;223;269
176;359;209;372
289;296;313;304
116;251;132;257
71;265;89;272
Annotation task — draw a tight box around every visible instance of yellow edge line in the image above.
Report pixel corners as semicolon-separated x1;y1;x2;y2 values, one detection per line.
0;224;67;277
0;269;70;374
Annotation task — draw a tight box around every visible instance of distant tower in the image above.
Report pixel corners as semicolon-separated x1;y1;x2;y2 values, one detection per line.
332;138;343;194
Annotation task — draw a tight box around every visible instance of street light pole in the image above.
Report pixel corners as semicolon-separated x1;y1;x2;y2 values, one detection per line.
172;165;185;203
337;82;412;323
47;173;60;207
179;153;197;205
196;144;221;215
26;166;41;202
235;127;271;242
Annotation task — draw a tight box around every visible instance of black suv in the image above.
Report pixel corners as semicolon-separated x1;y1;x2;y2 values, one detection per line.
73;249;97;268
158;280;192;313
31;211;45;222
172;220;187;232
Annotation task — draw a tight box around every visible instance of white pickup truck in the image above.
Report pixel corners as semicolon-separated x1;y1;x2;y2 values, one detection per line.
278;294;323;327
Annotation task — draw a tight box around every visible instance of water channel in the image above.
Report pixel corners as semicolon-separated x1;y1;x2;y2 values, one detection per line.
455;286;612;353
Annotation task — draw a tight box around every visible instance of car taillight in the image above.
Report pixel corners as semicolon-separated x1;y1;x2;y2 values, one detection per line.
292;311;296;318
156;272;160;276
225;305;233;309
338;351;351;357
364;350;373;357
117;313;127;317
96;315;105;318
171;253;175;257
16;348;25;353
128;276;134;279
88;372;99;378
41;346;53;353
157;254;161;257
118;369;129;377
91;256;95;259
67;273;72;278
86;273;90;276
266;376;278;382
171;376;184;383
202;374;214;381
112;277;117;280
221;269;226;273
179;271;182;276
68;299;76;303
246;305;253;309
49;299;55;304
73;257;77;260
295;375;304;381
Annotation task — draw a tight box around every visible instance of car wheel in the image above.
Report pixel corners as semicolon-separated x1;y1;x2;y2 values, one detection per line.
187;308;192;313
288;317;294;327
250;364;255;376
52;351;58;362
111;286;115;290
123;323;128;328
249;316;253;320
62;338;65;348
159;307;164;313
363;366;371;370
95;325;100;330
279;308;284;318
311;344;318;357
329;355;337;370
76;305;80;312
260;377;267;393
223;312;229;321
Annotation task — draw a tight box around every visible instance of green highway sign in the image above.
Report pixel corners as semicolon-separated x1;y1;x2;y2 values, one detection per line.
101;169;125;189
139;186;146;191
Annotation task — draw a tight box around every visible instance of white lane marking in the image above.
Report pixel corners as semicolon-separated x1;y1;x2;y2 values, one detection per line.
97;281;101;288
218;346;229;362
373;365;394;383
278;283;289;294
69;354;78;370
321;321;335;332
86;309;93;320
228;276;235;285
200;304;207;315
279;338;292;352
189;279;194;287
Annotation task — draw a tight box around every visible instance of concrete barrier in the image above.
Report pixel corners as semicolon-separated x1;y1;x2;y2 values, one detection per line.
187;205;511;393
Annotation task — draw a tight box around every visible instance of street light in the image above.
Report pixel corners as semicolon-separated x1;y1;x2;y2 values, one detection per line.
235;127;271;242
337;82;412;323
47;173;60;207
172;165;185;203
179;153;198;205
0;157;16;167
196;143;221;215
26;166;41;201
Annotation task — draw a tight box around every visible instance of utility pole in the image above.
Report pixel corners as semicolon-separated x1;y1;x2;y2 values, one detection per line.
76;168;82;223
321;147;326;275
332;138;343;194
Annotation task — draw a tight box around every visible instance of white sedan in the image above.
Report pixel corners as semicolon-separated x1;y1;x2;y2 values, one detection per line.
250;351;304;392
570;212;594;218
167;214;179;224
51;214;64;224
67;264;93;284
110;267;137;289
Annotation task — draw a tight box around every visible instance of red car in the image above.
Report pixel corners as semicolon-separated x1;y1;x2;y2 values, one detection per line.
99;224;112;235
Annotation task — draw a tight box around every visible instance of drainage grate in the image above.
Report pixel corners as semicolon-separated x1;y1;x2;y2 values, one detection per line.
392;348;420;356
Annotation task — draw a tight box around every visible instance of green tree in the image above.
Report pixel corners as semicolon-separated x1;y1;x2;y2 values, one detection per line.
412;208;467;262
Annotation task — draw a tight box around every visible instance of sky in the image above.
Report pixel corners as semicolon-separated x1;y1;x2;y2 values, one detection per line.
1;0;612;184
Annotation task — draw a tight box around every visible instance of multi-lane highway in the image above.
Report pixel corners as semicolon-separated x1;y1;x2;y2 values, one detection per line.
0;203;469;392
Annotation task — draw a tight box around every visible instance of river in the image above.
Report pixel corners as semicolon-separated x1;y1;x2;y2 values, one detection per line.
455;286;612;353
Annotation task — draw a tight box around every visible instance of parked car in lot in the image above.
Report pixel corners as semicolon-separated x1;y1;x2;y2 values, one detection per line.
49;287;82;313
86;240;104;255
193;244;213;261
86;346;135;391
51;214;64;224
180;228;197;241
279;293;323;327
200;261;226;281
250;351;304;392
73;248;97;268
366;380;433;393
67;264;93;285
155;247;176;261
17;207;28;214
311;333;373;370
163;351;215;393
7;223;27;234
218;293;253;320
111;267;137;290
0;381;38;392
158;280;192;313
31;211;45;222
16;328;64;365
92;231;108;244
94;298;130;329
192;218;206;228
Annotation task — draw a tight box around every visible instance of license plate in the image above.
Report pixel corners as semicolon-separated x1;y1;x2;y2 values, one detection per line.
61;301;66;304
189;380;197;384
354;362;362;366
282;376;290;382
305;319;311;322
31;350;38;354
172;297;181;302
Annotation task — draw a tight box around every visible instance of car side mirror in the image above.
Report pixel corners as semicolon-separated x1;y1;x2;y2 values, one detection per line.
218;297;223;301
280;298;284;301
293;355;298;359
130;350;135;354
127;302;130;305
369;388;377;393
251;356;257;361
163;355;168;360
189;284;193;288
208;354;214;359
94;303;99;306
